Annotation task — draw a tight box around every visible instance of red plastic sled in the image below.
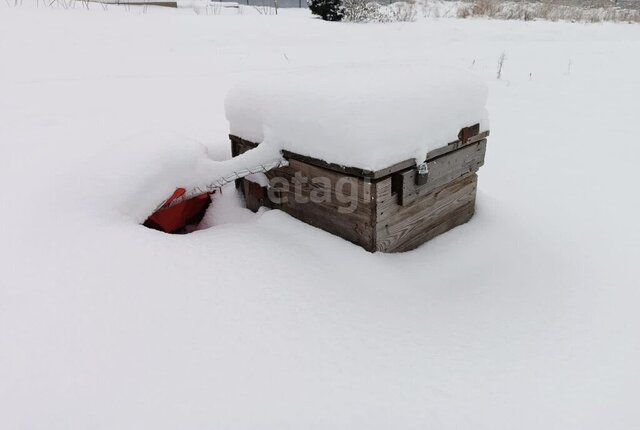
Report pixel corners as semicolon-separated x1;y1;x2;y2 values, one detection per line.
144;188;212;233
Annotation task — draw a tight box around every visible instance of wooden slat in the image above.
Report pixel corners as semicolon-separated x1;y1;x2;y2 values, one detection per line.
386;139;486;207
229;130;489;181
242;178;269;213
419;139;486;194
425;130;489;161
265;158;377;251
458;123;481;145
230;135;258;152
380;200;476;252
376;174;478;252
391;170;417;207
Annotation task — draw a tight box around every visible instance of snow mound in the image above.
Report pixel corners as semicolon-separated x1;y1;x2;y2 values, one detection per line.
225;65;489;171
71;130;284;223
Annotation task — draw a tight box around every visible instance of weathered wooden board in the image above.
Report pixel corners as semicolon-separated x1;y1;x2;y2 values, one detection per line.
425;129;488;161
242;178;270;213
375;173;478;252
458;123;481;145
392;139;486;206
229;130;489;181
232;138;252;190
391;170;417;206
237;157;377;251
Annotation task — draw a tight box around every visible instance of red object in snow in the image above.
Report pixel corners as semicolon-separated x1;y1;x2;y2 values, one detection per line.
144;188;212;233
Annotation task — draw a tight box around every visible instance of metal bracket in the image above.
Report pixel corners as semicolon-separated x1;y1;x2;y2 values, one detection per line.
416;162;429;186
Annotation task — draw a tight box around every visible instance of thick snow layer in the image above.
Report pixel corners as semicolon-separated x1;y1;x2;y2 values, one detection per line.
1;2;640;430
226;67;489;170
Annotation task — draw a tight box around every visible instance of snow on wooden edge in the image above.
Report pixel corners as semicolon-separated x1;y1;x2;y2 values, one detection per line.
225;66;489;171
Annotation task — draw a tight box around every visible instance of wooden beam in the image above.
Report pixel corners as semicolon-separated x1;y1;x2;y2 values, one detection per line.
229;129;489;182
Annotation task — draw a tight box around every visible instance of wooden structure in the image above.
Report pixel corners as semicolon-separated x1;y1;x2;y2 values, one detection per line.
230;125;488;252
89;0;179;7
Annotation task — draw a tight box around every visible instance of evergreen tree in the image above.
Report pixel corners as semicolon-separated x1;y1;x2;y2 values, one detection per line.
308;0;344;21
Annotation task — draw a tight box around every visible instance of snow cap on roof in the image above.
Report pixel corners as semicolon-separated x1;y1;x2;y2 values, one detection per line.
225;65;489;171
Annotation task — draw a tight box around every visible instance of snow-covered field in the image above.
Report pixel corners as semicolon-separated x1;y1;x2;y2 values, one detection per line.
1;3;640;429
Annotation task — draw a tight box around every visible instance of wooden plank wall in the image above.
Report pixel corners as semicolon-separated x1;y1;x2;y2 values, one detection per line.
392;139;487;206
232;138;377;251
230;130;488;181
375;174;477;252
230;135;486;253
378;139;486;252
268;159;377;251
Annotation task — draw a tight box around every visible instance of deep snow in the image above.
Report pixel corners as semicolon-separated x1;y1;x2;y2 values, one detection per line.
1;3;640;430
